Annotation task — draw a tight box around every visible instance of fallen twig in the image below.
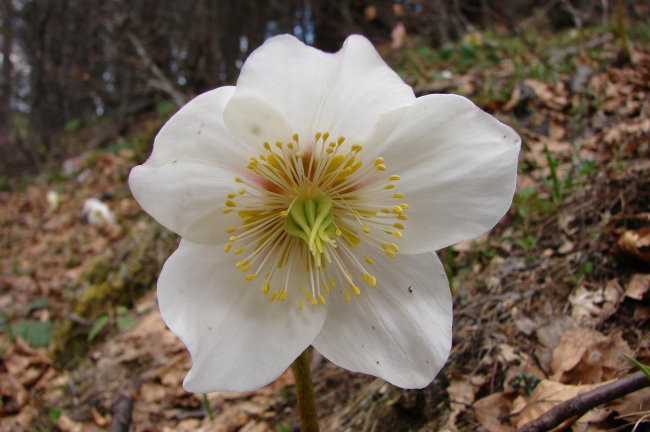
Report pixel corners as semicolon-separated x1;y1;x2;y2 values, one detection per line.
517;371;649;432
112;393;133;432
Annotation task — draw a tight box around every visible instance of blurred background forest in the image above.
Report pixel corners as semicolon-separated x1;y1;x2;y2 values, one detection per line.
1;1;649;431
0;0;645;177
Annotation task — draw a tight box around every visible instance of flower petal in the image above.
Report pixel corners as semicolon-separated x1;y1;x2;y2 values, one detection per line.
158;240;327;392
313;35;415;141
144;86;253;168
129;160;237;244
223;90;294;148
313;249;452;389
234;35;337;142
129;86;250;244
368;94;521;253
233;34;414;143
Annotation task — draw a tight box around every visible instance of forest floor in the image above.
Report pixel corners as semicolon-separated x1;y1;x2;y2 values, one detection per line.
1;21;649;432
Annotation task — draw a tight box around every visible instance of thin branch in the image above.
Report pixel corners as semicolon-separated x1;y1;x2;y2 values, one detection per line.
126;32;186;107
517;371;650;432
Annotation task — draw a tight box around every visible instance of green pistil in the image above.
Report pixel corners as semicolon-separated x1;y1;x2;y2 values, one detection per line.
284;196;336;254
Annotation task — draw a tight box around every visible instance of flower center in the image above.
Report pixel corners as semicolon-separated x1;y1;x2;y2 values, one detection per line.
284;196;336;260
222;132;407;309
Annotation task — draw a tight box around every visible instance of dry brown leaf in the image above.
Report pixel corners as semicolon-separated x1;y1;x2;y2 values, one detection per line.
473;393;515;432
569;281;623;326
535;315;579;373
511;380;607;429
240;420;273;432
443;378;477;431
551;329;632;384
202;403;250;432
607;387;650;423
615;227;650;264
625;274;650;300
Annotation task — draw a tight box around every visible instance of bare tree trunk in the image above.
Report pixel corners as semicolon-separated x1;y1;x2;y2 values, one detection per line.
0;1;13;133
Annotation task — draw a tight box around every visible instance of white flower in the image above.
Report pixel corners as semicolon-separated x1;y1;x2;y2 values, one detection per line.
129;35;520;392
83;198;117;226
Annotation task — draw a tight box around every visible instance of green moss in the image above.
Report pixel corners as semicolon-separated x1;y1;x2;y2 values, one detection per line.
51;223;177;365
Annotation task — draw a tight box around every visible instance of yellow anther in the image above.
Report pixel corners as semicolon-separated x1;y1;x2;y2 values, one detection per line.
393;223;405;229
344;291;351;302
227;193;236;199
350;284;361;296
337;136;345;145
399;203;409;209
376;164;387;171
351;144;362;152
322;132;330;142
264;142;271;150
224;243;233;253
241;265;251;272
392;193;405;199
392;205;403;214
315;132;322;141
235;177;244;183
311;297;317;306
293;133;299;143
225;200;237;207
381;208;391;213
318;294;326;304
262;283;270;294
226;227;236;233
245;274;256;281
239;188;246;195
361;225;371;233
275;141;283;148
389;175;401;181
236;260;248;268
296;152;303;158
392;231;403;239
306;291;312;301
269;293;277;302
229;235;238;242
397;214;408;220
234;247;244;255
384;249;396;258
363;273;377;286
329;277;336;287
384;183;395;190
298;300;303;310
365;256;374;264
223;208;232;214
374;157;384;166
323;282;330;293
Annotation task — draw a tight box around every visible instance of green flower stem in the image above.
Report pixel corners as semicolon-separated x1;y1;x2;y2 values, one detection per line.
291;349;319;432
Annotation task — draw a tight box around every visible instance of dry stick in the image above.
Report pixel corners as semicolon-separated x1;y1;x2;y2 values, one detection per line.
517;371;649;432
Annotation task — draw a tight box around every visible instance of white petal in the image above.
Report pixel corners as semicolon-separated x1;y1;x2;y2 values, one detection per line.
145;86;253;168
129;86;254;244
223;91;294;148
234;35;338;142
368;94;521;253
158;240;327;392
313;35;415;141
129;160;238;244
234;34;414;143
313;250;452;389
